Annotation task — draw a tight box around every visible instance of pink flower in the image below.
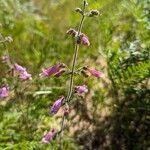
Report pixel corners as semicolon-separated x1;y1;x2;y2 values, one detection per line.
51;96;64;114
14;63;26;72
19;71;32;80
80;34;90;46
75;85;88;94
42;129;57;144
54;69;66;78
14;63;32;80
86;67;104;78
40;63;65;77
0;85;9;98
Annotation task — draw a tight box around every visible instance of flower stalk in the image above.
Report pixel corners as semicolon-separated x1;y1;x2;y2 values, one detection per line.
59;1;87;149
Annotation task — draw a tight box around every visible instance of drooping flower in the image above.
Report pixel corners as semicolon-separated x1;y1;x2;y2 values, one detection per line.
51;96;64;114
0;85;9;98
42;129;57;144
75;85;88;94
80;34;90;46
19;71;32;80
54;69;66;78
40;63;66;77
87;68;104;78
14;63;26;72
83;67;104;78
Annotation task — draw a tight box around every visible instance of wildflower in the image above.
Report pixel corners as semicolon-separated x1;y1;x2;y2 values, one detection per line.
83;67;104;78
19;71;32;80
40;63;66;77
51;96;65;114
75;85;88;94
0;85;9;98
42;129;57;144
54;69;66;78
14;63;26;72
14;63;32;80
80;34;90;46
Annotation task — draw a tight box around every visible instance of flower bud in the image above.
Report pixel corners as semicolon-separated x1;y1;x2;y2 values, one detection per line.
88;10;100;17
64;105;69;116
75;8;83;15
81;70;90;78
79;34;90;46
66;28;77;37
51;96;65;115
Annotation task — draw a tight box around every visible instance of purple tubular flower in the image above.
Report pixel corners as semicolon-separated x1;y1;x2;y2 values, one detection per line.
0;85;9;98
14;63;26;72
75;85;88;94
14;63;32;80
19;71;32;80
87;68;104;78
51;96;64;114
42;129;57;144
40;63;65;77
80;34;90;46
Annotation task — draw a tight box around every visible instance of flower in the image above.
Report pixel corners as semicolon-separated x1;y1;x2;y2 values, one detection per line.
42;129;57;144
0;85;9;98
14;63;26;72
87;68;104;78
40;63;65;77
80;34;90;46
19;71;32;80
83;67;104;78
14;63;32;80
54;69;66;78
51;96;64;114
75;85;88;94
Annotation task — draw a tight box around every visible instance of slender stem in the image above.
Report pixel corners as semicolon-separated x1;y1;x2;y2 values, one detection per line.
66;2;86;103
59;1;87;149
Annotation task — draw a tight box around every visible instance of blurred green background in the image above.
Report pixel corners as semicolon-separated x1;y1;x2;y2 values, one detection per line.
0;0;149;149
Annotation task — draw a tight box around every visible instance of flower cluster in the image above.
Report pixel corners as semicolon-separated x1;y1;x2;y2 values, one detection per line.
41;1;102;145
66;28;90;46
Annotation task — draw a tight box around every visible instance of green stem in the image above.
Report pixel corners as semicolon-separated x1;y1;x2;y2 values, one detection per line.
59;1;87;149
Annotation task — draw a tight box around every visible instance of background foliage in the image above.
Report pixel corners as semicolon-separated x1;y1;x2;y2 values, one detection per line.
0;0;149;149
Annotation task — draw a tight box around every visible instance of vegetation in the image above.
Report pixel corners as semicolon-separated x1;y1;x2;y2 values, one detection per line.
0;0;149;149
